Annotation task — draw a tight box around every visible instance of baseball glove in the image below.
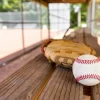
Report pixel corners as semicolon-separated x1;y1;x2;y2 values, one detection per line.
41;39;96;68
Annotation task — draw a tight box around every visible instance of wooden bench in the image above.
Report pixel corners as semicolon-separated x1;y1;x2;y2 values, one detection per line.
91;84;100;100
0;54;54;100
65;28;100;99
38;67;83;100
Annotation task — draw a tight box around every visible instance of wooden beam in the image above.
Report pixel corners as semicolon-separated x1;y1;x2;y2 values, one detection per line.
32;0;48;7
47;0;87;3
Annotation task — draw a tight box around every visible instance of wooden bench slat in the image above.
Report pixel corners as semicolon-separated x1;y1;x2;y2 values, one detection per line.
0;54;42;90
38;65;59;100
64;69;74;100
74;83;80;100
6;63;49;100
54;68;68;100
79;84;83;100
98;85;100;98
0;60;43;97
38;67;83;100
0;54;53;100
14;64;52;100
59;70;71;100
68;75;77;100
39;67;63;100
0;55;44;97
92;84;100;100
49;68;65;100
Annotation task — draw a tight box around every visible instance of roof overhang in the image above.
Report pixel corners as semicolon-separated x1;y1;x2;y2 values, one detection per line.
32;0;90;6
43;0;89;3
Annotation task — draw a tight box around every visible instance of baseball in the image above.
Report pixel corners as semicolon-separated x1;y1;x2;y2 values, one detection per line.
72;54;100;86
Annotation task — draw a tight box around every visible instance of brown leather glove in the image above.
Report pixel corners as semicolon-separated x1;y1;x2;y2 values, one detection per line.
41;39;96;68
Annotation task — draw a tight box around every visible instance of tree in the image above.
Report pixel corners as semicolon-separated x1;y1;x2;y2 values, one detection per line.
70;4;78;27
0;0;20;12
70;3;87;28
0;0;30;12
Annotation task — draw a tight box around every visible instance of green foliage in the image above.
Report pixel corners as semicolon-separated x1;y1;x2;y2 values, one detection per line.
0;0;30;12
81;3;87;22
70;4;78;27
70;3;87;28
0;0;20;12
41;6;48;26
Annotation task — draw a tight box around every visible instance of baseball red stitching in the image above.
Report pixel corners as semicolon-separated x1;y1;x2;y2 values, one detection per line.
75;58;100;64
76;74;100;82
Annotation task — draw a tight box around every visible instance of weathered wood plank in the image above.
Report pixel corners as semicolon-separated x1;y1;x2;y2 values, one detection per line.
75;83;80;100
54;69;68;100
38;67;83;100
59;70;71;100
39;67;63;100
79;84;83;100
64;69;74;100
0;54;54;100
92;84;100;100
49;68;65;100
38;66;59;100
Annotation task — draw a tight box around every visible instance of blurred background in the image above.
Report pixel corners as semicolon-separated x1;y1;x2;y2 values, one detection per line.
0;0;100;65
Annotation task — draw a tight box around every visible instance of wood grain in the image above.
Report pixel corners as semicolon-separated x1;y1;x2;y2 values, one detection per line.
38;67;83;100
0;54;54;100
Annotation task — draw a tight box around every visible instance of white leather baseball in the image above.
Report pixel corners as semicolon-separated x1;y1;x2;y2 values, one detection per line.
72;54;100;86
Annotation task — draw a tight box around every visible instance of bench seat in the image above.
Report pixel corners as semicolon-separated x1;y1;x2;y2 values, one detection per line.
92;84;100;100
0;54;54;100
38;67;83;100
